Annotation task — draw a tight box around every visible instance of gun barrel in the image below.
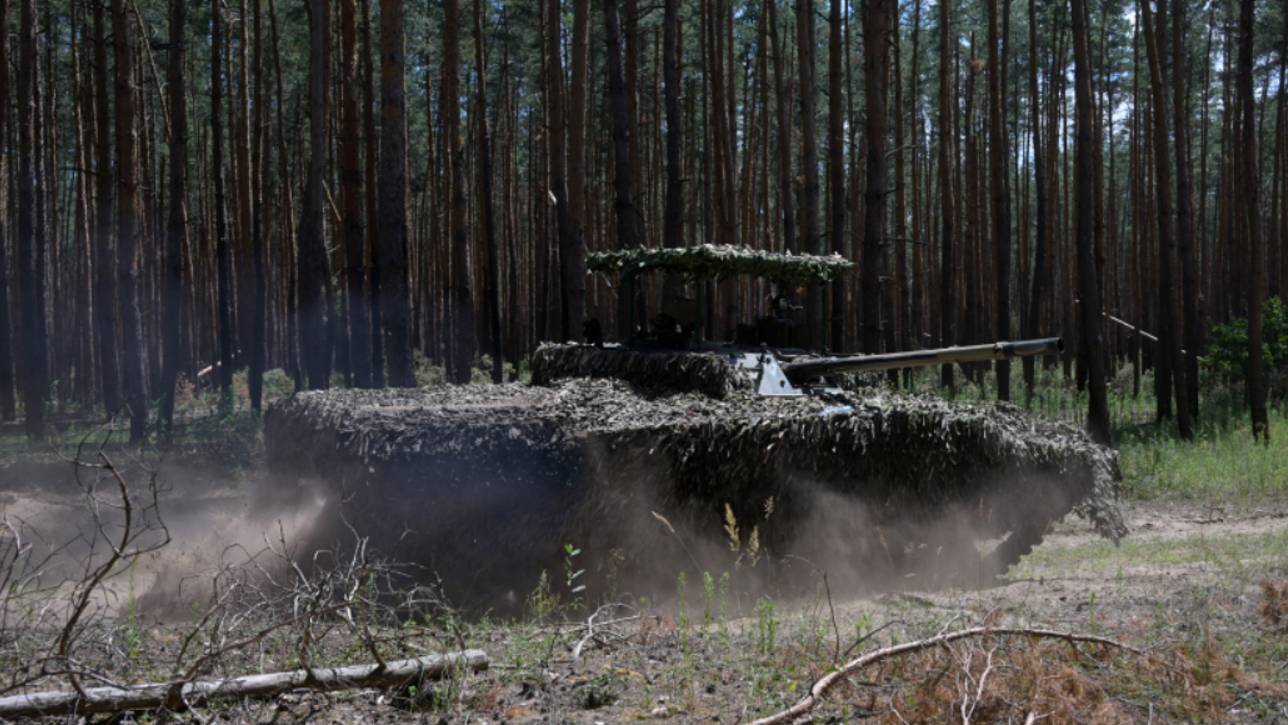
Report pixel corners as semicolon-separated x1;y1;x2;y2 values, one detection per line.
782;337;1064;383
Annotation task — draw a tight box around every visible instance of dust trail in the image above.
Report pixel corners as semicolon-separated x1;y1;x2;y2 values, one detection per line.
0;457;335;621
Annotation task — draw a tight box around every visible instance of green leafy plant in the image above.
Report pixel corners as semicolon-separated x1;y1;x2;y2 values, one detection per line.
1205;296;1288;395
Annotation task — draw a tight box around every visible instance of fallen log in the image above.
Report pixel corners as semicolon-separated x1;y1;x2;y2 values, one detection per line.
0;649;488;719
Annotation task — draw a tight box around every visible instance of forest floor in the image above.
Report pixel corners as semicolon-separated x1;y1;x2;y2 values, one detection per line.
1;393;1287;722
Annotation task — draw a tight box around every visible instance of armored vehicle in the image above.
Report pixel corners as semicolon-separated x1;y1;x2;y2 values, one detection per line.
265;245;1124;606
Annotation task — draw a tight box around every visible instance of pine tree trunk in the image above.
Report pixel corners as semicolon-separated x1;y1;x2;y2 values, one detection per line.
339;0;371;387
473;0;502;383
379;0;414;386
297;0;332;390
1171;0;1199;420
1140;0;1191;438
112;0;147;443
1070;0;1108;443
92;0;120;418
1237;0;1267;442
938;0;956;391
987;0;1012;400
0;0;14;421
159;0;187;437
606;0;642;339
861;0;890;355
16;0;46;440
827;0;845;350
797;0;822;348
444;0;476;381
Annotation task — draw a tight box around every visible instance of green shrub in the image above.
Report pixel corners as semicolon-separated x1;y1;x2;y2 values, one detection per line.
1204;296;1288;396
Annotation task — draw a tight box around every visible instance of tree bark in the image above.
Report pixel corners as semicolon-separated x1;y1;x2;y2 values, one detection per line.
1140;0;1191;438
339;0;371;387
0;0;14;421
1070;0;1108;443
444;0;476;380
112;0;146;443
379;0;414;386
798;0;822;347
862;0;890;355
473;0;502;382
606;0;642;338
1238;0;1267;442
16;0;47;440
987;0;1012;399
297;0;332;390
938;0;957;391
159;0;188;437
827;0;846;350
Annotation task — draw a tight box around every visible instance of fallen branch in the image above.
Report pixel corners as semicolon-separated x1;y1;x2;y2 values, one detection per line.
748;627;1143;725
0;650;489;719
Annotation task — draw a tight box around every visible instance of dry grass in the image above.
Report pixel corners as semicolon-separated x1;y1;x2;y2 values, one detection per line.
1262;579;1288;633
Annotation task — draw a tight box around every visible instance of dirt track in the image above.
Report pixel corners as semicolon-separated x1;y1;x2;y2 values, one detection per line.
2;453;1285;721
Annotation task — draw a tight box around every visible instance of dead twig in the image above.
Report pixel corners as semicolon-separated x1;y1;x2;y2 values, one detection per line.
748;627;1145;725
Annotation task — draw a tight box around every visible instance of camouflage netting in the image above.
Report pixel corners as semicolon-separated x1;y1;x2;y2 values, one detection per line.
529;343;889;397
587;243;854;284
265;380;1125;602
530;343;746;397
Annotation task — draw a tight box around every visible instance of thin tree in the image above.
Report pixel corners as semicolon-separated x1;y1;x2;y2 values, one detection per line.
16;0;46;440
827;0;845;349
379;0;414;386
1172;0;1198;419
211;0;234;397
92;0;120;419
444;0;476;381
987;0;1012;399
606;0;642;337
767;0;793;258
1238;0;1267;442
567;0;590;334
112;0;146;443
473;0;502;382
862;0;891;355
798;0;823;346
663;0;684;255
0;0;14;421
1070;0;1108;443
1023;0;1047;404
1140;0;1192;439
339;0;371;387
297;0;332;390
938;0;956;391
159;0;188;437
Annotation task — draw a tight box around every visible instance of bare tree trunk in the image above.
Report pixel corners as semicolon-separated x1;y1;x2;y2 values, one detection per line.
16;0;46;440
92;0;120;418
1070;0;1108;443
211;0;235;397
159;0;187;437
562;0;589;340
1238;0;1267;442
298;0;332;390
987;0;1012;399
0;0;14;421
473;0;502;382
827;0;845;350
606;0;642;338
798;0;822;347
938;0;956;391
861;0;890;355
767;0;793;260
339;0;371;387
379;0;414;386
1171;0;1198;420
663;0;684;260
444;0;476;380
1023;0;1047;405
113;0;147;443
1140;0;1191;438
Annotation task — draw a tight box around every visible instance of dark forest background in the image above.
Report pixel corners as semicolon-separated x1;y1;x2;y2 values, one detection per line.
1;0;1285;445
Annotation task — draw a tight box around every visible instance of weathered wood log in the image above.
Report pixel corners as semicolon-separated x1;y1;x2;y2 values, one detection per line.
0;649;489;719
